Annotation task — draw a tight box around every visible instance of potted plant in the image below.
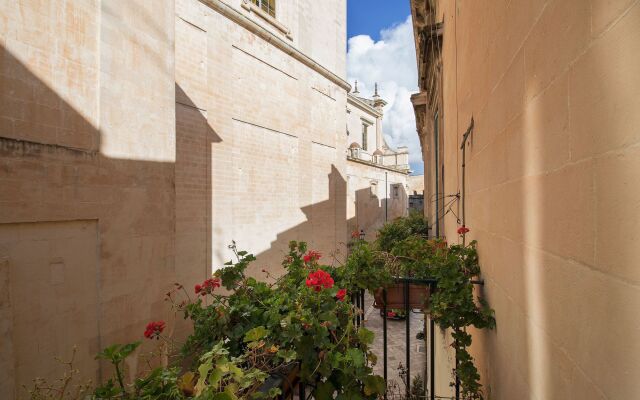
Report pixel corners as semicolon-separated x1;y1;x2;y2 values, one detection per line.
345;215;496;400
372;284;430;310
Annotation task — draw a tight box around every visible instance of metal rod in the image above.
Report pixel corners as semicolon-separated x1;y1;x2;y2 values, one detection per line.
460;117;473;247
356;292;360;327
455;339;460;400
360;289;365;328
429;283;435;400
392;276;483;286
458;119;474;397
383;289;388;400
434;113;440;238
461;143;466;248
351;293;356;326
405;280;410;399
385;172;388;222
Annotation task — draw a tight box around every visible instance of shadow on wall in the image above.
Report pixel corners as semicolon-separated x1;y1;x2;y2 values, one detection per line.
0;43;220;397
250;165;347;276
0;41;408;397
252;172;408;278
350;181;409;241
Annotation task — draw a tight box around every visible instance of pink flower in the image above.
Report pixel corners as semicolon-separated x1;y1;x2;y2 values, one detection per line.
336;288;347;301
305;269;334;292
457;226;470;235
144;321;165;339
303;250;322;263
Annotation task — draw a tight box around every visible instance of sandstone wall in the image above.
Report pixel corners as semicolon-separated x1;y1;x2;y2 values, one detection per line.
346;160;408;241
176;0;349;274
429;0;640;398
0;1;176;396
0;0;348;396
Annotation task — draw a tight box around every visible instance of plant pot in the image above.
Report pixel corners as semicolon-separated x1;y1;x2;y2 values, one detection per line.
373;283;430;310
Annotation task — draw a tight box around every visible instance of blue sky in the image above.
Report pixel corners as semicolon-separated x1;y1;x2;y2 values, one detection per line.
346;0;423;175
347;0;411;41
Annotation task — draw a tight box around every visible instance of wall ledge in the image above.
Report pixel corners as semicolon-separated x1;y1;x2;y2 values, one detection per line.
199;0;351;91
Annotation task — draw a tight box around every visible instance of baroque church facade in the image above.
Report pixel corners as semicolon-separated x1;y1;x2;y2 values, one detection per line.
346;83;410;240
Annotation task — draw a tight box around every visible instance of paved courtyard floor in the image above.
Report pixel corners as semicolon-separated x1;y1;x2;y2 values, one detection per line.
361;292;427;390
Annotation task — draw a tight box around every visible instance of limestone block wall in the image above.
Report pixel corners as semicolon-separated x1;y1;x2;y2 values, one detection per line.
0;0;177;397
0;0;349;397
222;0;346;84
346;160;408;241
176;0;349;275
428;1;640;398
408;174;424;195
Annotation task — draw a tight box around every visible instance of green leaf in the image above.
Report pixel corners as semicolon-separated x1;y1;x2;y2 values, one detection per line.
276;349;297;363
345;348;365;367
212;392;235;400
244;326;268;342
314;380;335;400
119;341;141;359
195;361;213;394
363;375;386;396
356;327;375;345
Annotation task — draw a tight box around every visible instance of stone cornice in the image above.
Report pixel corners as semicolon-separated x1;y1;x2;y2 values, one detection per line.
347;94;382;117
240;0;292;40
346;156;410;175
199;0;351;91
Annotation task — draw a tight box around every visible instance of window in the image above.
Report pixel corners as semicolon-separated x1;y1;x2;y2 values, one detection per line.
393;184;400;199
362;123;368;151
251;0;276;18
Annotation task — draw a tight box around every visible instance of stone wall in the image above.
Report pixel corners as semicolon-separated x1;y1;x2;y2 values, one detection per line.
0;1;176;396
416;0;640;398
178;0;349;274
346;160;408;241
0;0;348;396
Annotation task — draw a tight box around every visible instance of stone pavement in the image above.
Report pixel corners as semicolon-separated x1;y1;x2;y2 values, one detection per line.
361;292;427;389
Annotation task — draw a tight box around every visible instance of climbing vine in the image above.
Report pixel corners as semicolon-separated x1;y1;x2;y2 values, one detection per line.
348;213;495;399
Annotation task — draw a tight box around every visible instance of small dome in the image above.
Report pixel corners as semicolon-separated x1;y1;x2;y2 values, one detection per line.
373;149;384;156
349;142;362;149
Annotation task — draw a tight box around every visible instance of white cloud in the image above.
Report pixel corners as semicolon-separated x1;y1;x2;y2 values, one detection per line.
347;16;422;165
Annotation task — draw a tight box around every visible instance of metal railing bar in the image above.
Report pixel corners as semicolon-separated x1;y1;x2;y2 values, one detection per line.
404;280;411;399
383;289;388;400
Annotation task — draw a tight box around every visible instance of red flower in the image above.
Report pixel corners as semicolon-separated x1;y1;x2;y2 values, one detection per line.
351;230;360;239
305;269;334;292
196;277;221;296
457;226;470;235
144;321;165;339
303;250;322;263
387;311;396;318
336;288;347;301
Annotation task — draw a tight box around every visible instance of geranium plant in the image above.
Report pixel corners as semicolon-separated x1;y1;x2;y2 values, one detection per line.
73;241;384;400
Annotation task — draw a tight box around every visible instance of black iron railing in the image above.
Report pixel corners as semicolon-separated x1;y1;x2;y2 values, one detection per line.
283;278;482;400
351;277;483;400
